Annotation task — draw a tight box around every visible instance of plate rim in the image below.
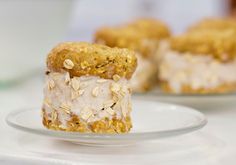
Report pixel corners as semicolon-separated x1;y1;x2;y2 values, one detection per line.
6;100;207;141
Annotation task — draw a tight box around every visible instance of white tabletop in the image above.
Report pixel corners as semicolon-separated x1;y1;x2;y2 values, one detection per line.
0;75;236;165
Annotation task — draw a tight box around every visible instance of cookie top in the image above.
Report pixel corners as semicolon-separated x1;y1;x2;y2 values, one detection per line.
188;18;236;32
170;30;236;62
94;18;170;57
46;42;137;79
127;18;171;39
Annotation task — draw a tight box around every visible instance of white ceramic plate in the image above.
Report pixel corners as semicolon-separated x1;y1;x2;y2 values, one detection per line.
6;99;207;146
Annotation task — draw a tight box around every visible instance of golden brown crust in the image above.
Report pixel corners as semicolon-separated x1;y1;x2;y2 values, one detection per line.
42;110;132;133
134;81;153;93
46;42;137;79
188;18;236;32
161;82;236;94
127;18;171;39
170;30;236;62
94;18;170;57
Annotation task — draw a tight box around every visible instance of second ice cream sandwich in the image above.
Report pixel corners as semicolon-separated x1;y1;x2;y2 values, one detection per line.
94;18;171;92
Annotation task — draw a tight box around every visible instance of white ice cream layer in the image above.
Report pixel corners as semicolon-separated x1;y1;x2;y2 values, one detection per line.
130;53;156;92
159;51;236;93
42;72;131;127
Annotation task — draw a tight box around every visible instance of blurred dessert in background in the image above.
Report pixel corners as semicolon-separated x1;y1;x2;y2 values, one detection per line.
42;42;137;133
158;28;236;94
94;18;171;92
188;18;236;32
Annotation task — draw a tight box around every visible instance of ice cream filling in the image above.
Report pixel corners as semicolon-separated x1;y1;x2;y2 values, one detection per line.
130;53;156;91
42;72;131;127
159;50;236;93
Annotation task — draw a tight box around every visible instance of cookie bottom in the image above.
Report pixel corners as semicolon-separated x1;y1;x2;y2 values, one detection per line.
135;81;154;92
161;82;236;94
42;110;132;134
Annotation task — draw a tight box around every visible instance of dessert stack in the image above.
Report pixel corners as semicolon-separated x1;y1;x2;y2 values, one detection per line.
42;42;137;133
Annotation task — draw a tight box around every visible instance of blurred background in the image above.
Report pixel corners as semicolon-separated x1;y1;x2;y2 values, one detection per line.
0;0;235;87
